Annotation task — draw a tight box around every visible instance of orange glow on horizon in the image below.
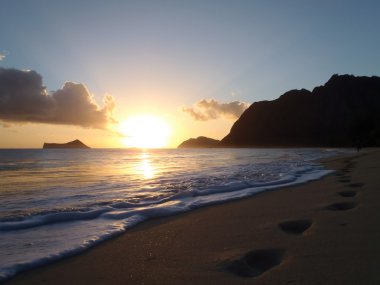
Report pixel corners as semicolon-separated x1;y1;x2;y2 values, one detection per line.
119;114;171;148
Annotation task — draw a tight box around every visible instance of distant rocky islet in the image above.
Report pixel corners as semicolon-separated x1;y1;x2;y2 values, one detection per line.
178;136;220;148
43;139;90;149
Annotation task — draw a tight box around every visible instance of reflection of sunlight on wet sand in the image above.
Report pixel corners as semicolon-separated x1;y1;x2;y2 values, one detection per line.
136;152;155;179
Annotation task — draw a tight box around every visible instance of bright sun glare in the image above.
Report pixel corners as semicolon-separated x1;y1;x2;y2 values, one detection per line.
119;115;171;148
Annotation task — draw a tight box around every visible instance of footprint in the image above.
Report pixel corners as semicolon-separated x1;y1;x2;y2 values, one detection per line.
278;220;312;235
338;178;351;183
226;249;285;278
349;183;364;188
338;191;357;197
342;166;354;173
344;161;356;168
326;202;358;211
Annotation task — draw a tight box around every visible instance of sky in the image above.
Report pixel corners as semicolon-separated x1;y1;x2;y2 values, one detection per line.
1;0;380;148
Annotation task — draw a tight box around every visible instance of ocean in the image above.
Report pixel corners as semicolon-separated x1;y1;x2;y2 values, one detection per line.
0;148;350;281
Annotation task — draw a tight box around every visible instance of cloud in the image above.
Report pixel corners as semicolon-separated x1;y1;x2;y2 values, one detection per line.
0;51;7;61
181;99;249;121
0;68;116;128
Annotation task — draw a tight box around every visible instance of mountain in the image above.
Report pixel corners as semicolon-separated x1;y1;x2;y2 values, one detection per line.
178;136;220;148
43;139;90;149
220;74;380;147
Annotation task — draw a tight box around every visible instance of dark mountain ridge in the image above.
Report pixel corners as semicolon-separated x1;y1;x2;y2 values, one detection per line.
220;74;380;147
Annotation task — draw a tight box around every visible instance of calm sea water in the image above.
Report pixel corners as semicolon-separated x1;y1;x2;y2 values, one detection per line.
0;148;350;281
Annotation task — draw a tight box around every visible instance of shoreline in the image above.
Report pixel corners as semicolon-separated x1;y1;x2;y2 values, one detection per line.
5;148;380;284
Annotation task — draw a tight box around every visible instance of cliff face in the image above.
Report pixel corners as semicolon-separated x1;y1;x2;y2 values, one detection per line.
43;139;90;149
220;74;380;147
178;136;220;148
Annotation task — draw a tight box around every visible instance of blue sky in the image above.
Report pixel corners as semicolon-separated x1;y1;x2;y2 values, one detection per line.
1;0;380;147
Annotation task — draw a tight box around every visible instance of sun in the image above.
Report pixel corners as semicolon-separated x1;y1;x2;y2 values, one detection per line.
119;115;171;148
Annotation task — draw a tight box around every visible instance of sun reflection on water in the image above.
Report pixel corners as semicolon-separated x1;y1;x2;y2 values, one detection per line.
136;152;155;179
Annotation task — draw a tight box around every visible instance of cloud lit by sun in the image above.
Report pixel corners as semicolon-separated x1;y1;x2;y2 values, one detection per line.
119;115;171;148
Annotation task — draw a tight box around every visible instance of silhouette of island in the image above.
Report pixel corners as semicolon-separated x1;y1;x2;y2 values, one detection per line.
179;74;380;148
178;136;220;148
43;139;90;149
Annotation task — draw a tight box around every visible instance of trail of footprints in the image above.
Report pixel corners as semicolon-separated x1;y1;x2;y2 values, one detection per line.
224;158;365;279
328;160;361;211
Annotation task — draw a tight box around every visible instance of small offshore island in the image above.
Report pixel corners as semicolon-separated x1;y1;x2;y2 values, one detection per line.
43;139;90;149
178;136;220;148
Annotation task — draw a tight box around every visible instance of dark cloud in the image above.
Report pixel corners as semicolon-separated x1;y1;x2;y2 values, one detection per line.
181;99;249;121
0;68;115;128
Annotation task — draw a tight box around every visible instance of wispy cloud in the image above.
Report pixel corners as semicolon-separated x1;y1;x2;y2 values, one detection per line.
181;99;249;121
0;68;116;128
0;50;8;61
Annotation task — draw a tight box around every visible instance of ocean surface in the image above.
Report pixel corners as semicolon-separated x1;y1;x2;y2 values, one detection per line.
0;148;350;281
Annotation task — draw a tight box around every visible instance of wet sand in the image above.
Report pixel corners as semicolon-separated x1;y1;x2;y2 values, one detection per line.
5;149;380;285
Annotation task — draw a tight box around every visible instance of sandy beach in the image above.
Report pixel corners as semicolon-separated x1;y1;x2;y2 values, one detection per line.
5;148;380;285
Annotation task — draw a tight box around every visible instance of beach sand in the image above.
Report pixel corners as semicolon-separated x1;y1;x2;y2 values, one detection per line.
5;149;380;285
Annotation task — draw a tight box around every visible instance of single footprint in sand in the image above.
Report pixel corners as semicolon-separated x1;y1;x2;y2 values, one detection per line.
348;182;364;188
338;191;357;197
338;177;351;183
344;160;356;167
225;249;285;278
342;162;356;173
325;202;358;211
278;219;312;235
